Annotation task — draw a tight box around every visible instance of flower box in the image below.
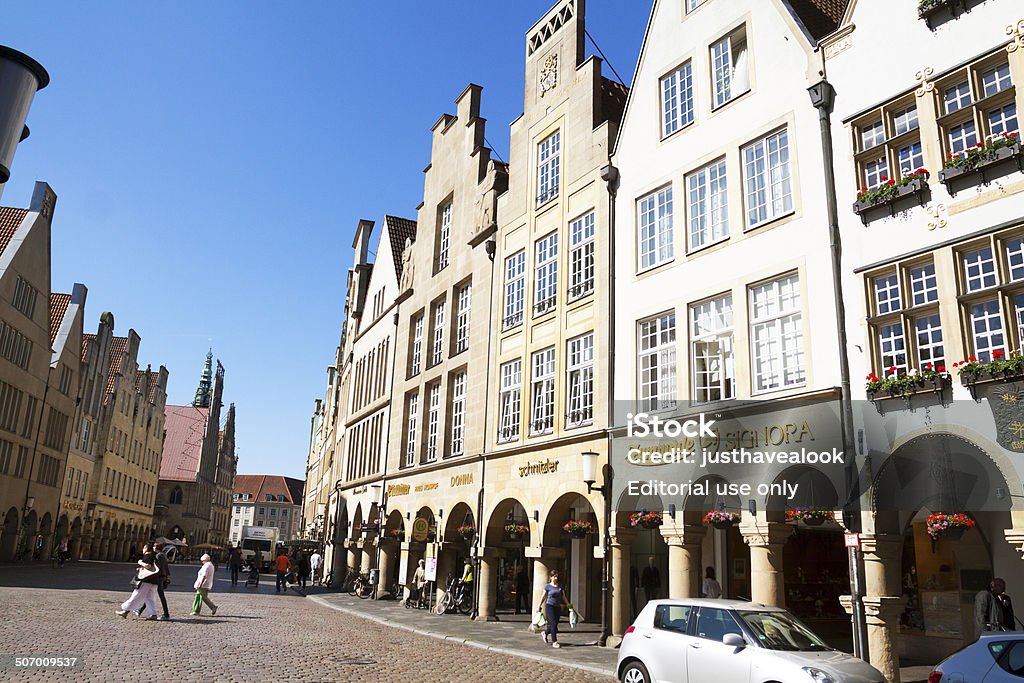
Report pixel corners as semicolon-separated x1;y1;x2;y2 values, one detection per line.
504;524;529;541
785;508;836;526
938;139;1023;196
918;0;966;26
853;176;928;224
456;525;475;541
865;366;951;401
955;351;1024;390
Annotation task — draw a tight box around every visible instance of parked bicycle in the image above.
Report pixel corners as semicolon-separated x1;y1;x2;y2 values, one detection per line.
435;575;473;615
349;572;374;599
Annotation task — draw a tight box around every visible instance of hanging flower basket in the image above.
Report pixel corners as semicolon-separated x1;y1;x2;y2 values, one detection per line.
456;524;475;541
387;529;405;542
562;520;594;539
785;507;835;527
629;511;663;529
504;523;529;541
703;510;740;530
926;512;975;540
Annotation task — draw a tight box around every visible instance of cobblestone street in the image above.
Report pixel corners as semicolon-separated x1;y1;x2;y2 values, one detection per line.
0;561;613;682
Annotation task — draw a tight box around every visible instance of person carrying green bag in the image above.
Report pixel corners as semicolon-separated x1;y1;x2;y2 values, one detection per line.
191;553;218;616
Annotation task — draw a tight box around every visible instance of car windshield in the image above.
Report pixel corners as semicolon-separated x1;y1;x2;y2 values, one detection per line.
738;611;831;652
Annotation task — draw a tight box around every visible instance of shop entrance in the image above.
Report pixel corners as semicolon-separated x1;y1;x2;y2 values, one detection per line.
486;499;530;615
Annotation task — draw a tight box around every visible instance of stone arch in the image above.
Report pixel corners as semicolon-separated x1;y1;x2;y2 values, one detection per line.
22;510;38;559
766;464;840;521
412;506;436;543
484;498;530;547
442;501;476;544
680;474;741;525
37;512;53;560
0;507;19;561
69;516;83;561
543;492;598;547
384;510;406;542
351;503;364;540
542;492;601;620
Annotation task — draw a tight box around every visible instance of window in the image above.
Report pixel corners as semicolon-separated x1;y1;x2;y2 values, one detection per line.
0;382;22;434
269;508;276;517
404;392;419;467
638;312;677;411
867;259;945;375
938;59;1018;159
410;314;424;376
454;284;472;354
687;159;728;250
58;365;73;395
1008;237;1024;282
661;62;694;137
695;607;744;642
568;212;595;300
22;397;36;439
0;439;10;475
437;202;451;271
281;510;288;518
424;383;440;463
691;295;734;402
14;445;26;478
963;246;997;292
566;333;594;428
12;277;38;319
860;120;885;150
450;371;466;456
873;273;901;315
534;232;558;315
711;26;749;108
0;321;32;370
498;360;522;442
234;506;240;513
537;131;561;206
43;408;69;450
749;273;804;392
654;604;692;634
234;519;239;526
686;0;708;11
743;129;792;227
431;300;446;366
638;185;674;270
530;347;556;435
258;507;265;515
170;486;183;505
503;251;526;329
853;99;926;190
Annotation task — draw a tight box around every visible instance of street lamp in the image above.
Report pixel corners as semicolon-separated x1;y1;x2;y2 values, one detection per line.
580;450;611;646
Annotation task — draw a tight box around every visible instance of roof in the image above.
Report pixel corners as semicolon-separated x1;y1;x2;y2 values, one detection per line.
234;474;305;504
645;598;782;611
135;369;162;404
82;333;94;362
0;207;28;257
159;404;210;481
788;0;848;41
49;293;72;346
105;336;129;395
385;215;417;279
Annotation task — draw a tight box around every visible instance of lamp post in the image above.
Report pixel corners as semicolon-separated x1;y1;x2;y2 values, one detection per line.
581;450;611;646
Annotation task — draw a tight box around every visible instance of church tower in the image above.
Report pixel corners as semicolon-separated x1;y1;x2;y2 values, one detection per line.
193;350;213;408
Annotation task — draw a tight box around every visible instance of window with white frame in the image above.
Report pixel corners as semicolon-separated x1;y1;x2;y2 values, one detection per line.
424;383;440;463
431;300;445;366
450;371;466;456
410;314;424;376
938;57;1018;159
503;250;526;329
638;185;674;270
534;232;558;315
661;62;694;137
569;211;595;300
498;360;522;442
711;26;749;109
566;333;594;428
404;392;418;467
687;158;728;250
743;129;792;227
956;235;1024;363
638;312;676;411
455;283;471;354
437;202;452;271
749;273;804;392
691;295;734;402
867;260;946;376
530;347;556;435
686;0;708;11
537;131;561;206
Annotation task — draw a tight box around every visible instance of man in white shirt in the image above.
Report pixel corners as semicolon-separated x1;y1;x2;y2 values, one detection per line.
191;553;218;616
310;550;322;583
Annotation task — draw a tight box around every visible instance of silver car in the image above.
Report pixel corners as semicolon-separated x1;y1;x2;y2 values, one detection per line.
929;632;1024;681
616;598;885;683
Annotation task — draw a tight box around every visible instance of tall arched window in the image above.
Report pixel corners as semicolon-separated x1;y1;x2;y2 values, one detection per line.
170;487;183;505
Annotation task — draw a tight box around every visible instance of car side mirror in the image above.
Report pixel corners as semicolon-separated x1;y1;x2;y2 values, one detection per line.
723;633;746;649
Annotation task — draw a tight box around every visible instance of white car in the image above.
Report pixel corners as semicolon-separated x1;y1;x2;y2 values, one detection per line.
616;598;885;683
929;632;1024;681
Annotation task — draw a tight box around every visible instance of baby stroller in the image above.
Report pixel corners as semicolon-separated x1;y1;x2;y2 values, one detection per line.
244;562;260;587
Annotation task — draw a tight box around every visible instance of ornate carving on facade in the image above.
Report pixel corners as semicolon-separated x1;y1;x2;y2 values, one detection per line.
914;66;935;97
399;237;415;292
1004;528;1024;559
1007;19;1024;53
926;203;947;231
739;521;794;547
540;53;558;97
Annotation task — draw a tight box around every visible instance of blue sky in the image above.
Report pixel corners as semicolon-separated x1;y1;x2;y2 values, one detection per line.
1;2;648;479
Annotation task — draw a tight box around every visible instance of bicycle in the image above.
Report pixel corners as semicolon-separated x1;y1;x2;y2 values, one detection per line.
435;576;474;615
349;572;374;599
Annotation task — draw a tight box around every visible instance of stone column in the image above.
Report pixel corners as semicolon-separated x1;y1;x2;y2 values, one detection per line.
664;525;706;599
346;542;359;577
476;549;501;621
608;530;635;647
741;522;792;607
531;555;551;612
377;539;397;597
861;533;906;683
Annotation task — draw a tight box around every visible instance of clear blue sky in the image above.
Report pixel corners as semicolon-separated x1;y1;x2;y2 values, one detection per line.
1;2;648;479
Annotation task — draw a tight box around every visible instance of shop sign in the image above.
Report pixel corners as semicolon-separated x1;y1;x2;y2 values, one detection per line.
424;557;438;582
414;482;438;492
387;484;411;497
411;517;430;542
450;472;474;487
62;501;84;511
518;459;559;477
844;533;860;549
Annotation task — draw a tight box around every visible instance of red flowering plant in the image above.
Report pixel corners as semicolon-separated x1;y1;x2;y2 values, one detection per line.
456;523;476;540
703;510;740;526
856;168;929;205
562;520;595;536
865;363;950;397
629;511;663;528
388;528;405;540
944;131;1021;171
785;507;836;524
925;512;975;539
953;349;1024;382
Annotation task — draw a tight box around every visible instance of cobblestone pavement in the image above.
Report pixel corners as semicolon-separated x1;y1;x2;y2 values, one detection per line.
0;561;612;682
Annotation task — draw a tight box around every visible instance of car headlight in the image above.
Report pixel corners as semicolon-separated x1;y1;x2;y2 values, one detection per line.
802;668;836;683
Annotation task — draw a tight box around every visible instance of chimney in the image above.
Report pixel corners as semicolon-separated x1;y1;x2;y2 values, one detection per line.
352;220;375;267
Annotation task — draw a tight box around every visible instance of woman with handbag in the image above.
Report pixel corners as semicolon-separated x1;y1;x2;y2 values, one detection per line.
116;543;161;620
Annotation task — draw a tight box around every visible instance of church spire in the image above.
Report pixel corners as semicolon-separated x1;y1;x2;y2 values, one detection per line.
193;350;213;408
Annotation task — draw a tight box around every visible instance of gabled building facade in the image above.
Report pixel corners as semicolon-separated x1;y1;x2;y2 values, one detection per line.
232;474;304;544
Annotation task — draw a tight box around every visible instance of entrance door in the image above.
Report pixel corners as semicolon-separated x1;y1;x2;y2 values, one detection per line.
685;607;752;682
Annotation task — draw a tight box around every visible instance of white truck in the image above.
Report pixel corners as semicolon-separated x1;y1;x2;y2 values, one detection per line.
239;525;279;571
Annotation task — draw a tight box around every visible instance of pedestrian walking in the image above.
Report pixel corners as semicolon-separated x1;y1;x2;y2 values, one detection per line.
275;548;291;593
191;553;218;616
136;542;172;620
228;546;243;586
536;569;570;649
975;577;1010;635
297;550;310;590
116;543;161;620
310;549;322;584
56;538;69;568
702;566;722;599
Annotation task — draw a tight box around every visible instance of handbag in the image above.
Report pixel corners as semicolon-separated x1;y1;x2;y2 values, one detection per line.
130;575;141;589
138;566;159;581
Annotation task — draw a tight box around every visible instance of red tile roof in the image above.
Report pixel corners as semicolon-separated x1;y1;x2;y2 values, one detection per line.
135;369;162;404
385;215;417;279
49;293;72;346
0;207;28;258
105;336;129;396
82;333;95;362
234;474;305;505
159;404;209;481
790;0;849;40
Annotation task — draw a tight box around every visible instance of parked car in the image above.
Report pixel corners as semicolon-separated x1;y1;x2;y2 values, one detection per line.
616;598;885;683
929;632;1024;681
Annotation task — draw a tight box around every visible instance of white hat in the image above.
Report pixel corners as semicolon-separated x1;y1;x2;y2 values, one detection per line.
201;553;212;561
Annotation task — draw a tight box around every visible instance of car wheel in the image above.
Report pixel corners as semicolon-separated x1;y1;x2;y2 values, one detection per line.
620;661;651;683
